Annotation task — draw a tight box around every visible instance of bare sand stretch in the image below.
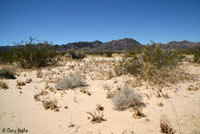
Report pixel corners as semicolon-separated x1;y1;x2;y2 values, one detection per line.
0;57;200;134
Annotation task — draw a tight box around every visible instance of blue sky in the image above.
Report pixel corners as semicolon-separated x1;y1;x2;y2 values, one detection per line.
0;0;200;46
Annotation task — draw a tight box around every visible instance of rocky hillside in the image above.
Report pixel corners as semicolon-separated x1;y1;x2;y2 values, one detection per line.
1;39;200;52
55;38;142;52
162;40;200;49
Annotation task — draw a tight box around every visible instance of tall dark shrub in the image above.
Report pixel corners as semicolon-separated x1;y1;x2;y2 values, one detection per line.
14;39;57;68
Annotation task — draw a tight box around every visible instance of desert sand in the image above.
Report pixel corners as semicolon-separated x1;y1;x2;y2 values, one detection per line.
0;56;200;134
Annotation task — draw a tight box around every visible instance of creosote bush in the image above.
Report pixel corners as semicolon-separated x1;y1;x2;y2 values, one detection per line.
14;37;57;68
68;49;86;59
0;68;16;79
115;44;182;80
55;72;86;90
111;86;143;111
193;49;200;63
104;51;113;57
0;51;15;64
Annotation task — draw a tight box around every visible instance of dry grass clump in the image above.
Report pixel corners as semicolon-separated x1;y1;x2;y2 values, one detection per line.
111;86;143;111
160;116;175;134
26;78;32;83
55;72;86;90
68;123;75;128
87;105;106;124
96;104;104;111
162;93;170;99
34;94;40;101
0;68;16;79
156;91;162;98
87;111;106;124
106;89;115;98
42;99;59;112
80;88;91;96
111;130;134;134
187;84;199;91
132;106;146;119
17;80;26;86
39;90;48;95
103;84;115;98
157;102;164;107
0;81;8;89
37;70;43;78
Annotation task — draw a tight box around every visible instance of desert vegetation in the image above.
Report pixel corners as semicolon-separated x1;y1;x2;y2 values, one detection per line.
0;39;200;134
115;44;182;77
55;72;86;90
67;49;86;59
13;40;57;68
160;116;175;134
0;68;16;79
0;81;8;89
111;86;143;111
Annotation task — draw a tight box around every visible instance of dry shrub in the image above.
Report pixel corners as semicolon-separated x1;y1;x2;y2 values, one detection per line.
34;94;40;101
67;49;86;60
96;104;104;111
37;70;43;78
87;105;106;124
55;72;86;90
106;90;115;98
26;78;32;83
149;68;195;86
0;68;16;79
39;90;48;95
80;88;91;96
103;84;115;98
0;81;8;89
157;102;164;107
111;86;143;111
132;106;145;119
111;130;134;134
42;99;59;112
160;116;175;134
17;80;26;86
193;48;200;63
162;93;170;99
187;84;199;91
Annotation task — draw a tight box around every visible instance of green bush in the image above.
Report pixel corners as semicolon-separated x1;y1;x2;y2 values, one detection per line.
194;53;200;63
104;51;113;57
115;44;182;79
0;51;15;64
14;42;57;68
193;48;200;63
0;68;16;79
68;49;86;59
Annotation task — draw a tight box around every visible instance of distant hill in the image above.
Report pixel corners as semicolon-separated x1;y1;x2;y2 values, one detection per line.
162;40;200;49
54;38;142;52
1;39;200;52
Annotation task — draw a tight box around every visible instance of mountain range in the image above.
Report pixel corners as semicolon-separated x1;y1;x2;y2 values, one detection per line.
0;38;200;52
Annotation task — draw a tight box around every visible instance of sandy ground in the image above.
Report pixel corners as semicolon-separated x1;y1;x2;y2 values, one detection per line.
0;57;200;134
